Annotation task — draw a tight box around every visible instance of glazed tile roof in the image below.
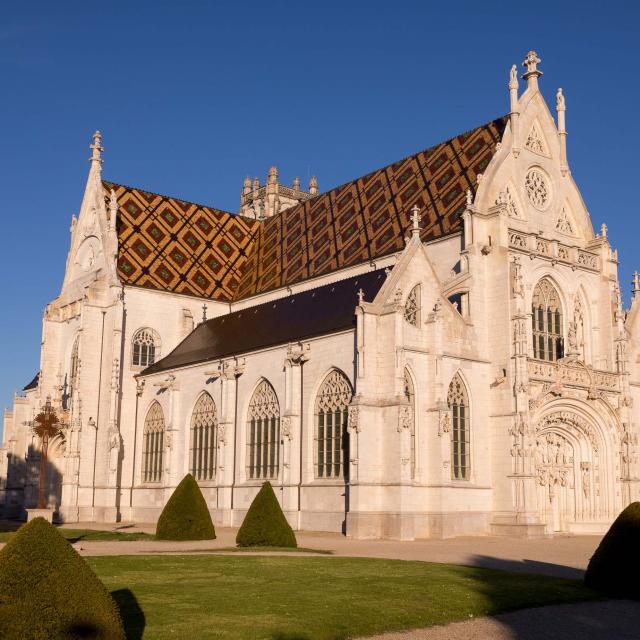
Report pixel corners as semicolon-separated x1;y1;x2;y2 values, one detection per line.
106;182;261;300
106;115;507;302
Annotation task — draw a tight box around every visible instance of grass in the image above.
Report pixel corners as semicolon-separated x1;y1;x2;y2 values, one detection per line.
89;555;599;640
0;526;151;543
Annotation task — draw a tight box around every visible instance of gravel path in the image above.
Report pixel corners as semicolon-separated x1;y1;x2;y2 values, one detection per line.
46;524;598;580
359;600;640;640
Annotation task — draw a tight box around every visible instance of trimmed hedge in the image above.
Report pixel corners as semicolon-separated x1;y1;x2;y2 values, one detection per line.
236;481;297;548
156;473;216;540
0;517;125;640
585;501;640;598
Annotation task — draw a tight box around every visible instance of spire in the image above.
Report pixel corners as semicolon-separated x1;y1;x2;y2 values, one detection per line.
556;88;569;176
509;64;520;157
600;223;608;239
89;130;103;172
243;175;251;194
633;272;640;299
253;176;260;191
410;205;422;240
268;166;278;184
522;51;542;91
309;176;318;196
293;176;300;191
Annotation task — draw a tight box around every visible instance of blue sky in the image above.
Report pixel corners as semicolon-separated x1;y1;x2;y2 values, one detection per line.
1;1;639;416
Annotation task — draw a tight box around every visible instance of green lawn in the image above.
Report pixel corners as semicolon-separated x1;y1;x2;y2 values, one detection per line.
89;555;598;640
0;527;151;543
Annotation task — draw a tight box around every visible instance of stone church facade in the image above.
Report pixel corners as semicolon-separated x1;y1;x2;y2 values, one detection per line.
2;51;639;539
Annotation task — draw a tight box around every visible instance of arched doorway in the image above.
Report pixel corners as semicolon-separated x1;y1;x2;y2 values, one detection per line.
534;410;613;533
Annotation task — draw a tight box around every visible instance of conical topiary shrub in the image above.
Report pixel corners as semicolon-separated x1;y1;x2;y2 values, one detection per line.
0;517;125;640
156;473;216;540
585;501;640;598
236;481;297;548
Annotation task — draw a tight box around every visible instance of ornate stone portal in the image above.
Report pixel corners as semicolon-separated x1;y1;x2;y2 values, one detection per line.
533;410;605;532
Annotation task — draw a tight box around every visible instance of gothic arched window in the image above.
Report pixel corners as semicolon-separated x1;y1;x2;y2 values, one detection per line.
404;369;416;478
315;370;353;479
247;380;280;480
404;285;420;326
190;392;217;481
448;373;470;481
132;328;160;367
143;402;165;483
63;336;80;411
532;279;564;361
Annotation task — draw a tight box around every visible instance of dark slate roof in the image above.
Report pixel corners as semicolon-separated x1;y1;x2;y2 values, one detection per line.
142;268;388;376
106;115;507;302
23;372;39;391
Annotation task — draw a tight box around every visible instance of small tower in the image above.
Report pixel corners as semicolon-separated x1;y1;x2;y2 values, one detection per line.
239;167;319;219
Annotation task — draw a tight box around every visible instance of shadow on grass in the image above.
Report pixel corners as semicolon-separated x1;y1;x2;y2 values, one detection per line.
270;634;312;640
112;588;145;640
469;555;584;580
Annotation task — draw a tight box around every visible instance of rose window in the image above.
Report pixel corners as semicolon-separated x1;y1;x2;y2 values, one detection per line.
525;168;550;210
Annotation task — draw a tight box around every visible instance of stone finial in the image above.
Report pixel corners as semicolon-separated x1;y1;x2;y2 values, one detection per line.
601;223;608;239
509;64;521;157
268;166;278;184
243;175;251;194
357;288;365;304
509;64;519;90
309;175;318;195
633;271;640;298
252;176;260;191
108;189;118;228
90;130;103;167
293;176;300;191
556;88;568;175
522;50;543;90
410;205;422;239
202;303;208;323
466;188;473;206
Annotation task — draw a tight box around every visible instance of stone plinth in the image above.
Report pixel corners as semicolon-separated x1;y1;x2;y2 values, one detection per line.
26;508;54;523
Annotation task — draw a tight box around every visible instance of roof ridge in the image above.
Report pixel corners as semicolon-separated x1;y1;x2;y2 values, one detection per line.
288;114;509;208
101;179;246;219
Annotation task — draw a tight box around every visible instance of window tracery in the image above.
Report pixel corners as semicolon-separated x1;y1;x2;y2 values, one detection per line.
315;370;352;479
132;328;160;367
190;392;217;481
247;380;280;480
556;206;574;234
525;168;550;210
447;374;470;480
404;285;420;326
532;279;564;361
525;123;546;154
496;185;521;219
143;402;165;483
